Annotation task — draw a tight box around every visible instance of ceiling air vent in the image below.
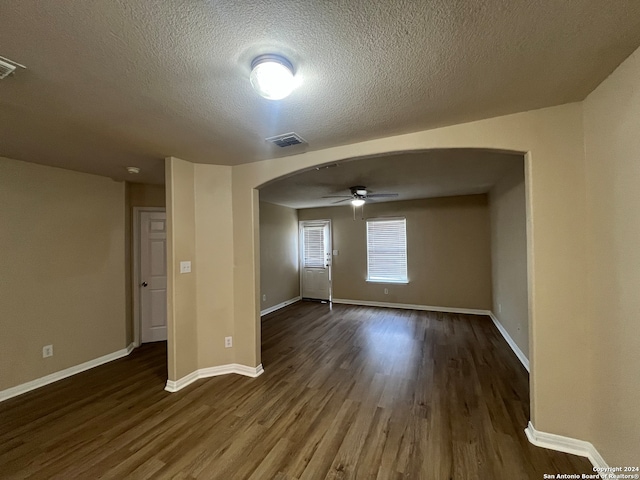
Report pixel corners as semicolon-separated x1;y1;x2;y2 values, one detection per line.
0;55;26;80
0;59;16;80
266;132;307;148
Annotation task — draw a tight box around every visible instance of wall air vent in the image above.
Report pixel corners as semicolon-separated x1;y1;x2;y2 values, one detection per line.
265;132;307;148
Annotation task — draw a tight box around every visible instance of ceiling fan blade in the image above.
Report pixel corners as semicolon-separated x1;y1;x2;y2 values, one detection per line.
367;193;398;198
332;198;352;204
321;195;352;199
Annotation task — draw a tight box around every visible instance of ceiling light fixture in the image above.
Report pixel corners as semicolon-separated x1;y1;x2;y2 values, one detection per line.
126;166;140;174
250;54;295;100
351;198;365;207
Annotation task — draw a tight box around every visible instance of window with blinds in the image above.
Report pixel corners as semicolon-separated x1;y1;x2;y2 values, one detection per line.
303;225;325;268
366;218;408;283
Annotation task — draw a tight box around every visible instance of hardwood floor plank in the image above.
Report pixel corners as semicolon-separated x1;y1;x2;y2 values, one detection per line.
247;438;293;480
324;403;378;479
352;406;393;479
374;411;412;480
298;398;359;480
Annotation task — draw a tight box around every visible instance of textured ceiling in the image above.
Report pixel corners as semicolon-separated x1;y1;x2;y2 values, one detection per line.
259;149;523;209
1;1;639;184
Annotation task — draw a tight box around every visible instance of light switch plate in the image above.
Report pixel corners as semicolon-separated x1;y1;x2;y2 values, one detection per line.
333;250;339;255
180;261;191;274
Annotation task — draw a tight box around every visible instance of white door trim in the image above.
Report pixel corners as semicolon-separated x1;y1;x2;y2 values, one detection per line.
299;219;332;301
133;206;166;347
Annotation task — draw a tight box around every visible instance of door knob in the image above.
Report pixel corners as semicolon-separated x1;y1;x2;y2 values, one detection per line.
141;282;148;287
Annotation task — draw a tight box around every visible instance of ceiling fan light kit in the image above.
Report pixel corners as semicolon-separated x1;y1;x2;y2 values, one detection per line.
250;54;296;100
322;185;399;207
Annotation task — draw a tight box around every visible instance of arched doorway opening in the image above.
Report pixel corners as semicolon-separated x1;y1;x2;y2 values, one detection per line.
255;148;529;375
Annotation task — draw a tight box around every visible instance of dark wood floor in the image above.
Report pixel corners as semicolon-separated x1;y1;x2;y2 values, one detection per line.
0;302;592;479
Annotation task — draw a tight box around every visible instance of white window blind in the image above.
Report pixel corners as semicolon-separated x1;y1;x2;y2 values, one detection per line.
366;218;408;283
303;225;325;268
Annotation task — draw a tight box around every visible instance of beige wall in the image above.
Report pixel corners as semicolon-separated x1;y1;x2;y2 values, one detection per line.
129;183;166;207
584;46;640;465
194;164;235;367
259;202;299;312
223;102;591;444
298;196;492;310
0;157;127;391
231;182;261;368
489;164;529;358
165;157;198;380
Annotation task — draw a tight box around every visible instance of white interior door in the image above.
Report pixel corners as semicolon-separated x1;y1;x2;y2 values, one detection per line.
140;211;168;343
300;220;331;301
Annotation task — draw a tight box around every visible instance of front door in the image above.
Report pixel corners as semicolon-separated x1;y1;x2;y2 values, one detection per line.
300;220;331;301
140;211;168;343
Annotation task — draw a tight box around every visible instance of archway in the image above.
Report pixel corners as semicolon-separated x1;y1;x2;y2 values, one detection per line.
256;148;529;374
228;104;590;441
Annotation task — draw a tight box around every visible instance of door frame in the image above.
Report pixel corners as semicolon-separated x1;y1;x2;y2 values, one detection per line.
133;206;166;347
299;219;333;301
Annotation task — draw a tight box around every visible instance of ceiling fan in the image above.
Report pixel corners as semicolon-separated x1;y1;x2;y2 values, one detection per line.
322;186;398;206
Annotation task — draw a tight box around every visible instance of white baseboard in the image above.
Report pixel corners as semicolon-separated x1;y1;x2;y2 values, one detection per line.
0;343;135;402
331;298;530;373
165;363;264;393
331;298;491;316
261;296;301;316
525;422;609;476
488;313;530;372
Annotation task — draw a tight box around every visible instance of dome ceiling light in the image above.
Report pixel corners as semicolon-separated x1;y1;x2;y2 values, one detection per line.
250;54;296;100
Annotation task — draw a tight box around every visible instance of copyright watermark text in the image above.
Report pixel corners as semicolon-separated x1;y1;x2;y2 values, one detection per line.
542;467;640;480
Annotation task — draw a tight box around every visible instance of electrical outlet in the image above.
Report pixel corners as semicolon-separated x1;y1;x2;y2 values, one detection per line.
262;294;266;302
225;336;232;348
498;303;502;313
384;288;389;295
42;345;53;358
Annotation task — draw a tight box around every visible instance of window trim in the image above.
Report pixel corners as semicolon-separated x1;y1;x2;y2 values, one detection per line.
366;217;408;284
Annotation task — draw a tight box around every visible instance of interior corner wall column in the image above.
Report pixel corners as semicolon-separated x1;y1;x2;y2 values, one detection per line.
231;176;261;368
193;164;235;368
165;157;198;381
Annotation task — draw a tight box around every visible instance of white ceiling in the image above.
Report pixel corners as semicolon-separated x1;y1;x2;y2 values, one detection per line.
259;149;523;209
1;1;639;184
